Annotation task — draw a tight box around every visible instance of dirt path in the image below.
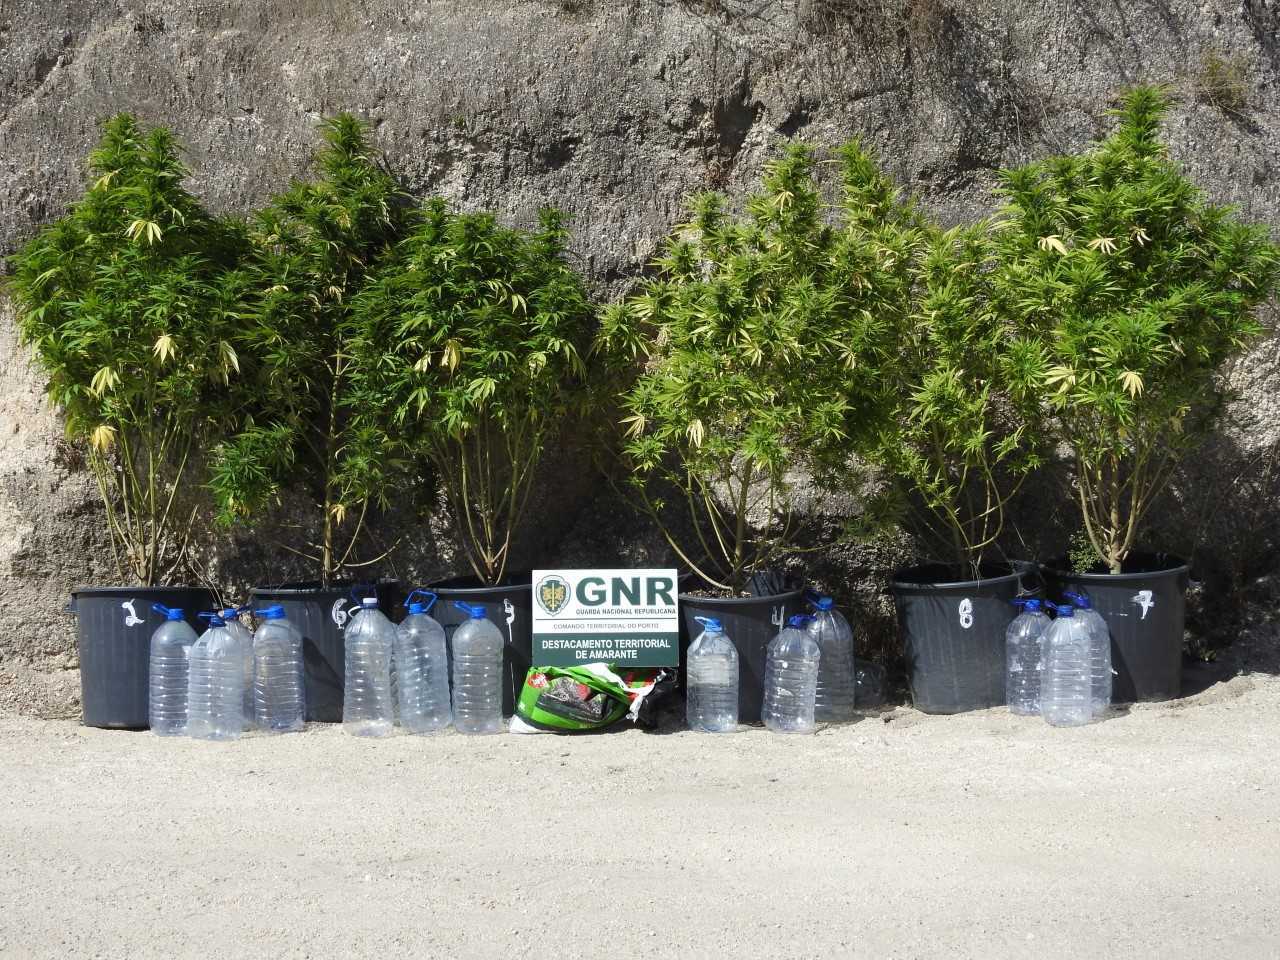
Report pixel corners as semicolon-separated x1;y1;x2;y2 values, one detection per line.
1;674;1277;958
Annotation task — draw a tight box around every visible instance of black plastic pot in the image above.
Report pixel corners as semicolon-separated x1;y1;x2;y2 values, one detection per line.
249;580;401;722
67;585;216;729
892;563;1035;715
678;580;805;723
1045;552;1189;703
430;573;533;717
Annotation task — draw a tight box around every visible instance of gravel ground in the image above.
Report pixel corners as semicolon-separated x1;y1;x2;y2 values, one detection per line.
1;674;1277;959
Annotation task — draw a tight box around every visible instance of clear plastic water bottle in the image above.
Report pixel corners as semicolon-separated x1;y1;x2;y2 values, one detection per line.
854;662;886;709
148;604;197;736
1041;604;1093;727
253;605;305;734
221;606;256;731
1005;597;1050;716
1065;590;1112;716
186;612;246;741
396;590;452;734
343;596;396;737
763;614;821;734
450;601;504;735
806;593;856;723
686;616;739;733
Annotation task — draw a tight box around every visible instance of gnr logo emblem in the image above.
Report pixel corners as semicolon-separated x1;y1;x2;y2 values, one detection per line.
535;575;570;616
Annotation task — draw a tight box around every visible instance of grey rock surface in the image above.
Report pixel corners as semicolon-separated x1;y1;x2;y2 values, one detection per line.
1;0;1278;715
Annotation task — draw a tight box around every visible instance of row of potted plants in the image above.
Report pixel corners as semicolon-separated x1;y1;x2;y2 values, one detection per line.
9;88;1279;726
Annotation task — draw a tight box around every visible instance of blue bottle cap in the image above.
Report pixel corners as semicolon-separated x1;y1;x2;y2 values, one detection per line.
151;603;184;622
694;616;723;633
254;605;286;620
453;601;485;619
786;614;815;628
804;589;834;611
1064;591;1093;610
405;589;439;616
198;611;226;628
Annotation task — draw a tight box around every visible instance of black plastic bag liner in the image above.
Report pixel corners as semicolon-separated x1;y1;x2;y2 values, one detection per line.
892;563;1036;714
250;580;401;722
431;572;533;718
68;585;216;729
1044;552;1188;703
678;576;805;723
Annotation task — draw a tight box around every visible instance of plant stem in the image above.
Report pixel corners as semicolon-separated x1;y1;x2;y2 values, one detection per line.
321;353;343;589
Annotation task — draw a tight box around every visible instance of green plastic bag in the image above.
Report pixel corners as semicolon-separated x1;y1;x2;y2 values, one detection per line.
510;664;673;734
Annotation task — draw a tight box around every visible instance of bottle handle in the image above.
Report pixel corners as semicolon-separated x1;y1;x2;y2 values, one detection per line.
406;589;439;613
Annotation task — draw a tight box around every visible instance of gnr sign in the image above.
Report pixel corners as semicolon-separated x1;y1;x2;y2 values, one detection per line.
532;568;679;667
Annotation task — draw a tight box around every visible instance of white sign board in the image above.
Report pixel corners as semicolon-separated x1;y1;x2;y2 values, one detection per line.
531;568;679;667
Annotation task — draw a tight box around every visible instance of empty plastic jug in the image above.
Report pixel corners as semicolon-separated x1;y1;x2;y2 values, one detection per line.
451;601;504;735
1005;597;1050;716
343;596;396;737
686;616;739;733
253;605;305;734
806;593;856;723
221;607;256;730
1065;590;1112;716
148;604;197;736
854;662;886;709
763;614;821;734
395;590;452;734
1041;604;1093;727
186;612;246;741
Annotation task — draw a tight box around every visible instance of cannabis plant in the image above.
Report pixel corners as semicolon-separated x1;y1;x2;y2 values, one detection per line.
6;115;246;585
880;220;1046;575
347;201;594;585
991;86;1280;573
210;114;408;586
598;143;922;594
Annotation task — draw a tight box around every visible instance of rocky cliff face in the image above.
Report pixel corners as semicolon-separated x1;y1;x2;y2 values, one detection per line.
2;0;1278;715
